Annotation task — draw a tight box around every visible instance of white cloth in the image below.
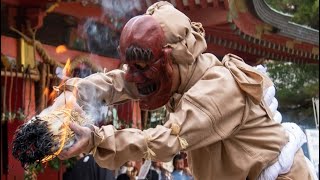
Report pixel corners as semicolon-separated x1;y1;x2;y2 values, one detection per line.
256;65;317;179
269;98;279;115
256;66;281;123
255;64;267;74
264;86;276;106
258;123;307;180
273;111;282;124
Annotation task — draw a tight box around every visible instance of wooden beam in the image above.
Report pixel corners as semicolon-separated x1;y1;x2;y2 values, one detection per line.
1;36;121;70
207;43;259;65
223;0;230;10
183;7;228;26
175;0;185;10
205;26;319;64
53;2;104;20
1;0;48;7
200;0;208;8
212;0;219;8
188;0;197;10
1;71;40;81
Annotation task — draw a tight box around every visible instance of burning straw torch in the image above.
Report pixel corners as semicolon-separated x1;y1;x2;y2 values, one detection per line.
12;89;92;168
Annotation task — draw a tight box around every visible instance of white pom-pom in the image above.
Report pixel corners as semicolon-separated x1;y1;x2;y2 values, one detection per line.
273;111;282;123
264;86;276;106
254;65;267;74
269;98;279;114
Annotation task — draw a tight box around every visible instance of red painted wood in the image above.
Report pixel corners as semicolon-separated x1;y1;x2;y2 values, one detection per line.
188;0;197;10
1;175;6;180
223;0;230;10
232;11;264;37
2;77;25;180
200;0;208;8
184;7;228;27
7;120;24;180
1;36;121;70
53;2;103;20
262;33;315;52
37;167;64;180
229;2;317;57
175;0;184;11
212;0;219;8
207;43;259;65
1;0;50;7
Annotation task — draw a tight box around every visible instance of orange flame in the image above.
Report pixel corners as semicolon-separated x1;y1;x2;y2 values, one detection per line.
43;87;49;96
56;45;67;54
63;58;71;78
49;90;57;101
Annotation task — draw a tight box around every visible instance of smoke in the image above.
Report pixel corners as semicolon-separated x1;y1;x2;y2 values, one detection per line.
85;103;109;126
82;0;144;58
100;0;141;19
53;64;110;126
83;19;120;58
40;87;109;127
72;0;145;125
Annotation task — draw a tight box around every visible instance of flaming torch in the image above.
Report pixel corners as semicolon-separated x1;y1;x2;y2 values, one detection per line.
12;47;92;168
12;104;89;167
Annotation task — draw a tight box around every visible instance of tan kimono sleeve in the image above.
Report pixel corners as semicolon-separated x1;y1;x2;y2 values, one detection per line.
64;69;139;107
89;97;222;170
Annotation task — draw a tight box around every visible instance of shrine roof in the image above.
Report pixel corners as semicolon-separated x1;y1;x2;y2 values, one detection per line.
1;0;318;65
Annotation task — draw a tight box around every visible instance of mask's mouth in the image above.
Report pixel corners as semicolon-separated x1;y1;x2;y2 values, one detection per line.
137;82;159;96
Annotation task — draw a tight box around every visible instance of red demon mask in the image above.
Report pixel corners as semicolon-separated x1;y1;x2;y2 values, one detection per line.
119;15;174;110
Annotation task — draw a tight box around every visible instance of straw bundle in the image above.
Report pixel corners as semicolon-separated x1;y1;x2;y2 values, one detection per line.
12;107;90;167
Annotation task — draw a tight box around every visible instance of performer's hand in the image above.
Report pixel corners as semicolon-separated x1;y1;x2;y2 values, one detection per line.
58;123;92;160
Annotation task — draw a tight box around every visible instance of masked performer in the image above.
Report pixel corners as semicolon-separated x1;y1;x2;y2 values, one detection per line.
54;2;314;180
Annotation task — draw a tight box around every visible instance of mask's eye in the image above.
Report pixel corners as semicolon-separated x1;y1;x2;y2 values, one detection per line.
134;62;148;70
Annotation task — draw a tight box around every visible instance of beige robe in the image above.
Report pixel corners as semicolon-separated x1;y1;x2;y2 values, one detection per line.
65;53;311;180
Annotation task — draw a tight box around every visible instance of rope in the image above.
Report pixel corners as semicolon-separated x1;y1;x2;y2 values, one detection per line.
21;65;26;115
8;67;14;122
11;26;103;72
29;24;37;69
70;55;102;73
10;27;103;79
10;27;64;67
45;64;51;108
13;67;18;119
46;2;60;13
39;64;47;111
2;68;7;122
142;133;157;160
41;122;68;163
25;65;32;120
39;107;87;163
170;123;189;150
177;136;188;150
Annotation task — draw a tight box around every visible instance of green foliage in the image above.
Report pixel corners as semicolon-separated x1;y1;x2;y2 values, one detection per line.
265;61;319;125
149;107;167;128
265;61;319;108
24;157;78;179
265;0;319;29
24;163;44;180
